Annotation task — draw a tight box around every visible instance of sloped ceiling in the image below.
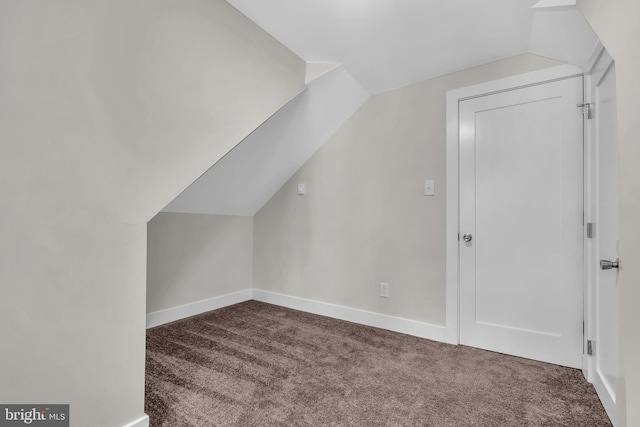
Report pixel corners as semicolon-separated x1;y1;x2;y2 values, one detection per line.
162;65;368;216
226;0;596;95
161;2;599;216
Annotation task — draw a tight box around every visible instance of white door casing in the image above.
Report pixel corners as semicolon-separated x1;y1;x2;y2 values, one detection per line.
585;45;619;425
457;76;584;368
445;66;586;345
446;66;586;347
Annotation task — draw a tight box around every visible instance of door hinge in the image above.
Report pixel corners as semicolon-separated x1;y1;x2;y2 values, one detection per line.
587;223;595;239
587;340;594;356
577;102;593;119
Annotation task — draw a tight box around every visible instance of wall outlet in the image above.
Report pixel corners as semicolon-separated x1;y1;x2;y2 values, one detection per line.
424;179;435;196
380;282;390;298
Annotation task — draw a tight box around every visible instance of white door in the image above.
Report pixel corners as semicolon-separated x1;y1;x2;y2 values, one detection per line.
459;76;584;368
587;49;619;425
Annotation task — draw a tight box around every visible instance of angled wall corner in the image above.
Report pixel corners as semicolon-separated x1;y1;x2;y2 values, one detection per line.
162;64;369;216
146;213;253;316
305;62;341;84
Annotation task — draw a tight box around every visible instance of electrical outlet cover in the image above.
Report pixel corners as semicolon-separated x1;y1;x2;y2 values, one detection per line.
380;282;390;298
424;180;435;196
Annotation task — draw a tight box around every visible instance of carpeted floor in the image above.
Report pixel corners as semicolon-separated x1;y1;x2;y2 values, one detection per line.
145;301;612;426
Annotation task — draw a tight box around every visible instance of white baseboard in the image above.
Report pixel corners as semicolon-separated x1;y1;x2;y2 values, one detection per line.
146;288;451;344
252;289;451;344
146;289;252;328
123;415;149;427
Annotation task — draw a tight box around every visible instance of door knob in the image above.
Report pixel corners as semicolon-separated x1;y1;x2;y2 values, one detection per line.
600;258;619;270
462;233;473;242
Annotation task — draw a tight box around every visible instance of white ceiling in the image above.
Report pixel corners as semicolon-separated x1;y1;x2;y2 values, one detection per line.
226;0;545;94
226;0;597;94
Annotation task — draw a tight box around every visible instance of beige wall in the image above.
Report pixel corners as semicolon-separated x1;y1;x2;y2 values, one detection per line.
0;1;304;426
577;2;640;426
147;213;253;313
254;54;562;326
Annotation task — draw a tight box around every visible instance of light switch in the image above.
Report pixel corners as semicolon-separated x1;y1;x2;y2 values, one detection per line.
424;180;435;196
297;184;306;195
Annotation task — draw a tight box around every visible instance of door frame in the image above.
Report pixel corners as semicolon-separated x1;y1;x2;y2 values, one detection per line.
583;41;606;379
444;64;585;346
583;40;619;425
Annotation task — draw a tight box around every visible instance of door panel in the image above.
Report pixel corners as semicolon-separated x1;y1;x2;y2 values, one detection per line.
459;77;583;368
589;50;618;425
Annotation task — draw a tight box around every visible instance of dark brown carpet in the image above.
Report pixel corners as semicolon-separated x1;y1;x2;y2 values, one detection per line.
145;300;611;426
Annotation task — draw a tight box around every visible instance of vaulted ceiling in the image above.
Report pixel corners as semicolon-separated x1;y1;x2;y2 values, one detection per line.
226;0;597;94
